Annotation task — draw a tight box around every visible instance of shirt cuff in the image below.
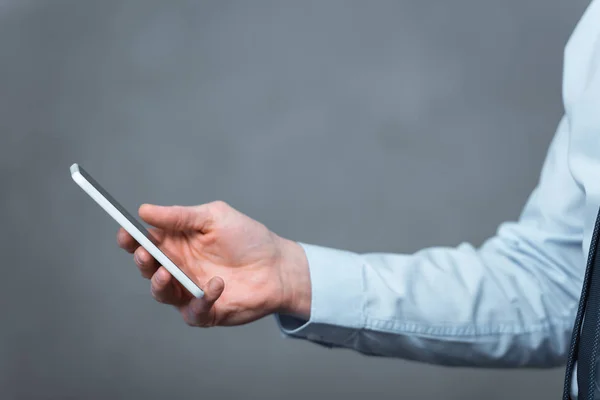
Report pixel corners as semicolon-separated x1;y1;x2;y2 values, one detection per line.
274;242;366;347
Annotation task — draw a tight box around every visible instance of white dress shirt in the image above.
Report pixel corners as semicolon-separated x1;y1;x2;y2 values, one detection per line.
275;1;600;398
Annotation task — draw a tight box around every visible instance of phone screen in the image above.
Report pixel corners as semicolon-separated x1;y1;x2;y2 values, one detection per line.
76;165;160;246
73;164;200;294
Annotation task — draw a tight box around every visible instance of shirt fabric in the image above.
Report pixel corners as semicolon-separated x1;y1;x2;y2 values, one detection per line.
274;1;600;398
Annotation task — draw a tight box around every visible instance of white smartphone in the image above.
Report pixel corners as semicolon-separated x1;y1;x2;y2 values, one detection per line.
70;163;204;298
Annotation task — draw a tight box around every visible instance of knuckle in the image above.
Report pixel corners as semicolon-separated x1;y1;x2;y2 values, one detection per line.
210;200;229;214
212;200;228;208
174;209;187;230
136;251;153;267
166;207;184;230
150;286;160;301
151;285;166;303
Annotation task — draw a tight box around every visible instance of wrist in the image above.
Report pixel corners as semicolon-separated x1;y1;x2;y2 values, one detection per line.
276;237;311;320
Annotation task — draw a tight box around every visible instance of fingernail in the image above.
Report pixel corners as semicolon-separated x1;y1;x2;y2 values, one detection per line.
134;253;141;265
155;271;165;283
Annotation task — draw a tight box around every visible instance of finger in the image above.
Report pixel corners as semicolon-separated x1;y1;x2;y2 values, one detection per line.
117;227;165;252
117;227;139;253
139;204;213;232
134;247;160;279
145;227;166;245
181;276;224;327
151;267;184;305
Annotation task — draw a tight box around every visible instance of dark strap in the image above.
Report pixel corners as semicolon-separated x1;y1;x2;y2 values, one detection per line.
563;207;600;399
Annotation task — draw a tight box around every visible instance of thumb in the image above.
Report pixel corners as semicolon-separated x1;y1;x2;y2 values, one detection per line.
139;204;212;232
183;277;225;327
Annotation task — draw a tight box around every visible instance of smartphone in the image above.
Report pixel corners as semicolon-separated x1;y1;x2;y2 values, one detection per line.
70;163;204;298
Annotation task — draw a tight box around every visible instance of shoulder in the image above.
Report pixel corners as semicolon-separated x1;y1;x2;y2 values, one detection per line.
563;0;600;109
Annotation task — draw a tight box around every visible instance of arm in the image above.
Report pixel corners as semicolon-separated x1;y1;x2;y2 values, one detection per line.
114;0;600;372
114;114;585;369
273;1;600;368
276;116;586;368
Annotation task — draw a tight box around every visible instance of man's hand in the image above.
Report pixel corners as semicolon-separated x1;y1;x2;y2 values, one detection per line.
117;201;311;327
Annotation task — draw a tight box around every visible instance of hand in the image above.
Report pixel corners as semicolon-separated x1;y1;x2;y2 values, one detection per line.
117;201;311;327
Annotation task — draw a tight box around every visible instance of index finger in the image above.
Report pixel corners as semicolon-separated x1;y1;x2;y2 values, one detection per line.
117;226;166;253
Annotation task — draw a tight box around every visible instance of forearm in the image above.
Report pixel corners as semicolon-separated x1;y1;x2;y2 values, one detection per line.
275;221;582;367
273;116;585;368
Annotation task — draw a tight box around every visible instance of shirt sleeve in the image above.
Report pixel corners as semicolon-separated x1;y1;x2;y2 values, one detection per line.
275;115;587;367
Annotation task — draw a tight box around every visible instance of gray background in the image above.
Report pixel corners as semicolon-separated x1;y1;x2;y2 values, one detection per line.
0;0;592;399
